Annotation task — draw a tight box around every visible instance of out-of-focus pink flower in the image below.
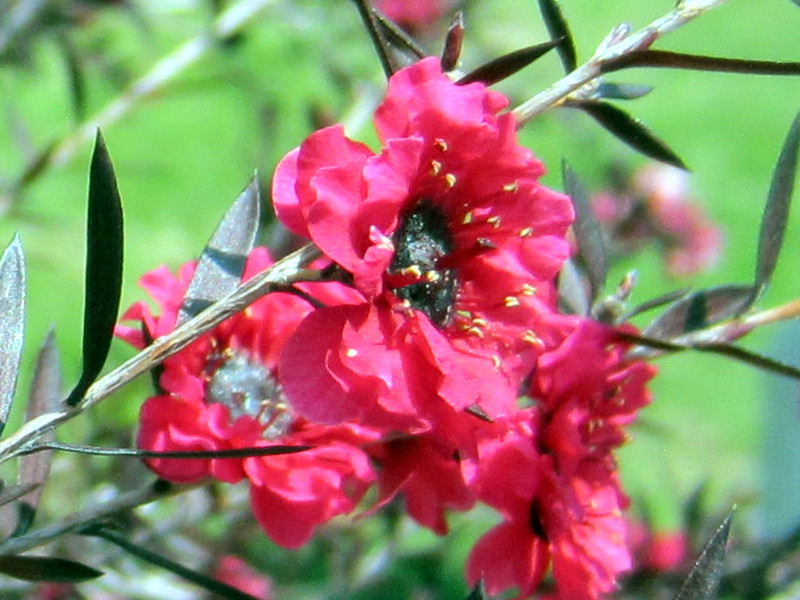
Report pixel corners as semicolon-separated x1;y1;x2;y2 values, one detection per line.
589;163;723;277
467;318;655;599
116;249;378;548
273;56;573;436
214;555;273;599
375;0;454;30
629;523;689;573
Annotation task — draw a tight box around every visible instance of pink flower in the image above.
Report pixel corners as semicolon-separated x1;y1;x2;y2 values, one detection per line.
116;249;378;548
466;319;655;599
273;57;573;436
375;0;454;30
214;556;273;599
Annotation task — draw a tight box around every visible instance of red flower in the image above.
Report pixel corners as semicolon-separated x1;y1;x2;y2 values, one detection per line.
466;319;655;599
116;249;377;548
273;57;573;436
214;556;273;599
375;0;454;29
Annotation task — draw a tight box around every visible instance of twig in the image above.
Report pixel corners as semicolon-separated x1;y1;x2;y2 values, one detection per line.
0;243;320;464
512;0;733;127
0;480;192;556
11;0;279;193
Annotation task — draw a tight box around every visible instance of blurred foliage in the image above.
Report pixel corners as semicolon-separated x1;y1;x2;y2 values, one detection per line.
0;0;799;597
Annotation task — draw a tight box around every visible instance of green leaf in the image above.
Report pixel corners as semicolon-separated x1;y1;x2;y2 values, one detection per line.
464;580;488;600
595;81;653;100
675;515;732;600
644;284;754;339
66;131;124;406
0;555;103;583
562;160;607;302
0;235;25;437
754;109;800;297
603;50;800;77
536;0;576;72
177;176;261;325
15;328;61;532
457;40;560;86
569;100;688;169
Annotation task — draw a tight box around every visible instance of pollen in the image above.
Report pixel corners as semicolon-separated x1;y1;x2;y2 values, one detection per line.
462;211;474;225
401;264;423;278
424;270;441;282
521;283;537;296
430;160;442;176
444;173;457;188
456;309;473;319
471;317;488;327
504;296;520;307
345;348;358;358
487;215;501;228
523;330;541;345
434;138;449;152
491;355;502;369
467;326;485;338
503;181;519;192
518;227;533;237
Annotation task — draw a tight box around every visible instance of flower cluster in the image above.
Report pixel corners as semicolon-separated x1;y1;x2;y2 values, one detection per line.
119;57;655;599
590;163;723;277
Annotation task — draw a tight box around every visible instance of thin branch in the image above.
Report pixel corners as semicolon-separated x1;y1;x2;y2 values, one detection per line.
512;0;733;127
0;243;321;464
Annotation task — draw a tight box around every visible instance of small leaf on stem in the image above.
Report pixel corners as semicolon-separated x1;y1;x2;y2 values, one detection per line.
178;176;261;325
0;235;25;437
563;160;607;302
568;100;688;170
644;284;754;340
595;81;653;100
457;40;560;86
0;555;103;583
753;109;800;298
440;12;464;72
675;514;732;600
536;0;577;72
65;131;124;407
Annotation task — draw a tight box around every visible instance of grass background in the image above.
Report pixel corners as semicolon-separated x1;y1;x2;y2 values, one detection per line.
0;0;799;596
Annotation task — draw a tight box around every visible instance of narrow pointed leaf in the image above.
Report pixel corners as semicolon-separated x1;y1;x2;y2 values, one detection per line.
440;12;464;72
563;160;607;301
85;527;261;600
58;33;87;121
603;50;800;77
465;581;488;600
569;100;688;169
696;343;800;381
351;0;402;77
0;555;103;583
17;328;61;529
457;40;560;86
595;81;653;100
675;515;732;600
177;177;261;325
374;6;426;60
537;0;576;72
66;131;124;406
644;284;754;339
623;287;691;320
754;109;800;297
557;258;590;316
0;235;25;437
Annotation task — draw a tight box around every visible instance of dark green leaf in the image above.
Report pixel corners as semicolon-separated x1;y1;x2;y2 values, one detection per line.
595;81;653;100
440;12;464;72
536;0;576;72
644;284;754;340
457;40;560;86
465;580;488;600
695;343;800;381
351;0;402;77
0;555;102;583
0;235;25;437
754;109;800;297
374;5;426;61
675;515;732;600
85;527;261;600
16;328;61;530
569;100;688;170
58;33;87;121
622;287;690;321
66;131;124;406
177;176;261;325
29;442;310;460
563;160;607;302
603;50;800;77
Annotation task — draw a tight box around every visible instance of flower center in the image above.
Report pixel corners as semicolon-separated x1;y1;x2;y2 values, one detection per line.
388;199;458;327
206;352;292;439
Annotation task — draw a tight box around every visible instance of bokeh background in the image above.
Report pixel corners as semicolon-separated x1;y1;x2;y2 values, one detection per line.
0;0;799;597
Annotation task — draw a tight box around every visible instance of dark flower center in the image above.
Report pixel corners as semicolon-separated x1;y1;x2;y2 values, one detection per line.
389;199;458;327
206;352;292;439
